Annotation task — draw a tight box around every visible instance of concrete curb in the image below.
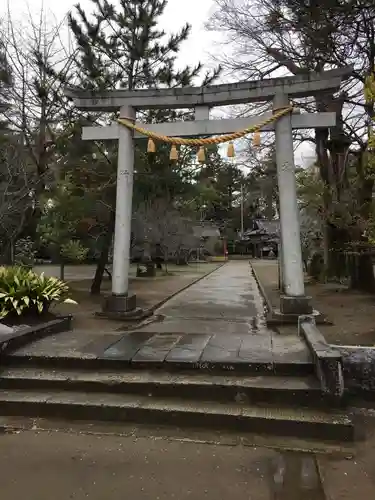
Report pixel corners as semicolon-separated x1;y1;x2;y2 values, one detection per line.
250;261;330;326
298;316;344;399
249;261;273;314
0;316;72;355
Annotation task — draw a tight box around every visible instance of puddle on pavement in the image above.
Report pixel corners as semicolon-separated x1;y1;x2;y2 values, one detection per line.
270;452;325;500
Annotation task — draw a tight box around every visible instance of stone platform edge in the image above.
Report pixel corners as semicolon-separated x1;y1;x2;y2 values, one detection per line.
250;262;346;400
249;261;273;315
0;316;73;355
332;345;375;401
249;261;329;326
298;316;344;400
96;261;227;322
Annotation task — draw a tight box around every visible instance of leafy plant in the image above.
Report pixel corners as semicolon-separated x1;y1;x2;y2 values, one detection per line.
14;237;36;268
60;240;89;263
0;266;77;318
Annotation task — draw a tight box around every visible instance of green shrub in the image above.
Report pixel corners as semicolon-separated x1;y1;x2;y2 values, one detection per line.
14;237;36;268
60;240;89;263
0;266;77;319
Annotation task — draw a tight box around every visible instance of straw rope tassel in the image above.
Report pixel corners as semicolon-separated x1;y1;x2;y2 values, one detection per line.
227;141;235;158
253;131;261;147
147;138;156;153
170;144;178;161
197;146;206;163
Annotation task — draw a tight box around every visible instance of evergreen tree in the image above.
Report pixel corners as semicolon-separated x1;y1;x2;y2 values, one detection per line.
68;0;221;293
194;145;246;226
69;0;220;93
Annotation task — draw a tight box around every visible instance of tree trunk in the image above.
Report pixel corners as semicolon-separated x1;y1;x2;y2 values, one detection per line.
265;189;274;220
357;254;375;293
59;262;65;281
322;223;330;279
91;213;115;295
326;224;351;281
349;250;375;293
350;152;375;293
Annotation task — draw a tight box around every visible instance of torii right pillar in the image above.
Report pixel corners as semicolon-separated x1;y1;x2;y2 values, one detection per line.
274;93;312;316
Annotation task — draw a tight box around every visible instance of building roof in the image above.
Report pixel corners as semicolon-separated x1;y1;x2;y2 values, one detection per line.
193;222;221;238
253;219;280;235
240;219;280;242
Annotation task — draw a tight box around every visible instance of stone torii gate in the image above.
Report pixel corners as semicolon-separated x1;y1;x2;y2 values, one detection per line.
67;66;351;318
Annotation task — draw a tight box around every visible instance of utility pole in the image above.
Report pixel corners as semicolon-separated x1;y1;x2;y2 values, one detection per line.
240;184;244;238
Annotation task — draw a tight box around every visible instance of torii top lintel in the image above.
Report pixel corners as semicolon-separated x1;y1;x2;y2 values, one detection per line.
66;66;353;111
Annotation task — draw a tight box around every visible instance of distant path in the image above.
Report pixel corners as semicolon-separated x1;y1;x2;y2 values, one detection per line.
148;260;268;336
33;265;98;281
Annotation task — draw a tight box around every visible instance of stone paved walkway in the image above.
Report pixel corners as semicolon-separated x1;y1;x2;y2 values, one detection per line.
8;262;312;371
99;262;311;371
142;260;268;335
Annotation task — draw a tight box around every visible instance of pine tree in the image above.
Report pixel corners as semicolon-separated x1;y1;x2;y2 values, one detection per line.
68;0;221;293
69;0;220;92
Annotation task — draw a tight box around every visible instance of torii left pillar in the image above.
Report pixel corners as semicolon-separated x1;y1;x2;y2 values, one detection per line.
102;105;139;317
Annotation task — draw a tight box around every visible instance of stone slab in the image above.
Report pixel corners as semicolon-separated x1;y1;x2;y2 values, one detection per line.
238;336;273;362
102;332;154;361
272;336;312;364
200;335;245;364
165;334;212;364
82;334;123;357
138;317;254;336
131;334;182;364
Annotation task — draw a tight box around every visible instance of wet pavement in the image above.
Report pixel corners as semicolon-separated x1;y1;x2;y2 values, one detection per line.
100;329;312;372
0;428;328;500
8;262;312;371
147;260;266;329
2;414;374;500
101;262;312;371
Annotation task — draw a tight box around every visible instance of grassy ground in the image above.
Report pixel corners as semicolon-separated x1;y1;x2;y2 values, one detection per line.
252;259;375;346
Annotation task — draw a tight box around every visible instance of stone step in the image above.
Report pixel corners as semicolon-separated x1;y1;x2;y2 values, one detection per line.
2;351;314;376
0;367;326;406
0;389;354;441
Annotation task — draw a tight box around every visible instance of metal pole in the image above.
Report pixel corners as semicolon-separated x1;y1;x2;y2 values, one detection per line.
112;105;135;296
278;242;284;292
240;184;244;238
274;93;305;297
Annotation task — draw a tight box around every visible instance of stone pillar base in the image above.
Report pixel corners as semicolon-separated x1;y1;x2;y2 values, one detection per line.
96;293;148;321
280;295;313;315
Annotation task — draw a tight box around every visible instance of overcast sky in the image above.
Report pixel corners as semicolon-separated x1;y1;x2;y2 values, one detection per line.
2;0;314;165
3;0;218;70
